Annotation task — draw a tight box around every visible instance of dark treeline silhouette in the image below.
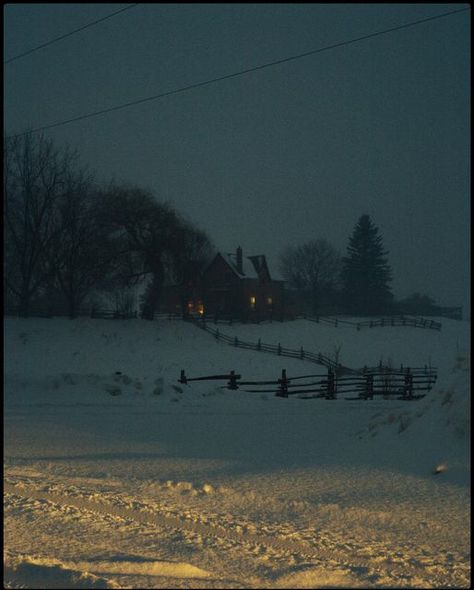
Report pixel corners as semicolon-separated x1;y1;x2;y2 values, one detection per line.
4;134;459;320
4;133;214;318
278;215;458;318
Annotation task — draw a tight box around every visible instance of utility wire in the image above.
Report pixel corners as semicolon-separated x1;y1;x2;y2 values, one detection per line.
4;4;139;65
6;6;470;139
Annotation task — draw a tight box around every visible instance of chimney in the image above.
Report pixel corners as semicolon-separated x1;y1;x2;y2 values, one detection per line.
236;246;243;274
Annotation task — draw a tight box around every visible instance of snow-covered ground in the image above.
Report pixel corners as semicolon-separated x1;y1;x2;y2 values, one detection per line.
4;316;470;588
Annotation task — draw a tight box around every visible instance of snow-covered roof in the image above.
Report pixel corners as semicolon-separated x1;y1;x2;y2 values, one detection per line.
222;253;260;279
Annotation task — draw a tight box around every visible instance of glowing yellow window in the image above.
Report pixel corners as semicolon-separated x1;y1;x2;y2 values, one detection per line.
249;296;256;309
267;297;273;306
197;302;205;316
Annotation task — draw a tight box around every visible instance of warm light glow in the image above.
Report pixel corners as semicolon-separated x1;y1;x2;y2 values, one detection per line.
197;302;205;315
249;296;256;309
267;297;273;306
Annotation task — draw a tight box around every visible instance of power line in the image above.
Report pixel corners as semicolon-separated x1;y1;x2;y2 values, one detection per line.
6;6;470;139
4;4;139;65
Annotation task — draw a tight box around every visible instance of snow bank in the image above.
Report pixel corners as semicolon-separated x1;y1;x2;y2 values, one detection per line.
4;316;470;588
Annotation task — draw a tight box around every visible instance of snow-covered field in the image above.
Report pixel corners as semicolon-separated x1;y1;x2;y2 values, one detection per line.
4;315;471;588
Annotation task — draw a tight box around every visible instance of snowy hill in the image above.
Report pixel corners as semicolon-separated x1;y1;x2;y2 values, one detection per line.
4;316;471;589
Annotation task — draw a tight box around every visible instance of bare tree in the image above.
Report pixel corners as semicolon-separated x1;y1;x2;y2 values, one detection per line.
51;176;122;318
278;239;341;314
96;185;183;317
170;216;214;315
4;133;75;316
95;185;215;318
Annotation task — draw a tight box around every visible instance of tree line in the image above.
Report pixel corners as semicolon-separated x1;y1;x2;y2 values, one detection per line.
278;215;445;317
4;133;214;318
5;133;444;319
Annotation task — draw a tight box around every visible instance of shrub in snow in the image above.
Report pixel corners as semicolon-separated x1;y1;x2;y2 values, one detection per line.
105;384;121;396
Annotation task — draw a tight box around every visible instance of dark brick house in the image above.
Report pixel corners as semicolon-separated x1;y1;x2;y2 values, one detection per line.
162;246;285;320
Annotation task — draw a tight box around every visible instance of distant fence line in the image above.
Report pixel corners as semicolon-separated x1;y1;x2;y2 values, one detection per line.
4;306;443;330
5;306;437;377
183;312;442;331
302;314;442;331
191;317;343;371
189;318;439;375
3;306;183;321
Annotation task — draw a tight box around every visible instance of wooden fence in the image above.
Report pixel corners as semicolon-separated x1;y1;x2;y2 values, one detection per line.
5;305;442;331
178;366;437;401
190;318;343;371
302;314;442;331
4;306;182;321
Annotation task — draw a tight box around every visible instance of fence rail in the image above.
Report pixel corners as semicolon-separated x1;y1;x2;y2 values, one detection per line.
5;305;443;331
191;318;342;371
302;314;442;331
179;366;437;401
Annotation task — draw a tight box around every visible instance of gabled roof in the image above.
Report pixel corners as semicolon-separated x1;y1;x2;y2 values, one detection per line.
204;250;285;283
222;253;259;279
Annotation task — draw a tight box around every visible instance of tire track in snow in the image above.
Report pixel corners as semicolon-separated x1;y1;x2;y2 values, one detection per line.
4;481;431;582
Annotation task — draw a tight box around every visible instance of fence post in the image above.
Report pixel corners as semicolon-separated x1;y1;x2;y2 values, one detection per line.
365;374;374;400
179;370;187;384
227;370;239;390
404;368;413;399
277;369;288;397
257;338;261;351
234;336;238;347
300;346;304;359
327;368;335;399
278;343;281;355
215;329;220;340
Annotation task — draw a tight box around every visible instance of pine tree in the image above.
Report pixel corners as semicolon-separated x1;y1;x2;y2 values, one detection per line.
341;215;393;314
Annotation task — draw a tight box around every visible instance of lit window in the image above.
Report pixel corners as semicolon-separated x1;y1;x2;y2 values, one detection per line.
267;297;273;306
197;301;205;315
187;301;194;311
249;296;256;309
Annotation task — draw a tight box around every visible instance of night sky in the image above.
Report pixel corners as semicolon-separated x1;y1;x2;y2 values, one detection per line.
4;3;470;312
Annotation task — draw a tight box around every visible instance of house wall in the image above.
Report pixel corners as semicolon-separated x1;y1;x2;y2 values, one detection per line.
241;279;285;319
202;254;242;317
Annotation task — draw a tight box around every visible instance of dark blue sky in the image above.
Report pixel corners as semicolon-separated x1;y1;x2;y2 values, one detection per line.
4;4;470;311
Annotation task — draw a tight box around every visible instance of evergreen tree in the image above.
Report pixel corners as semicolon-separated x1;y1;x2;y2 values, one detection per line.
341;215;393;314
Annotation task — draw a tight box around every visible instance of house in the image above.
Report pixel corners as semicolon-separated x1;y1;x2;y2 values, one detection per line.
162;246;285;320
200;246;285;320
